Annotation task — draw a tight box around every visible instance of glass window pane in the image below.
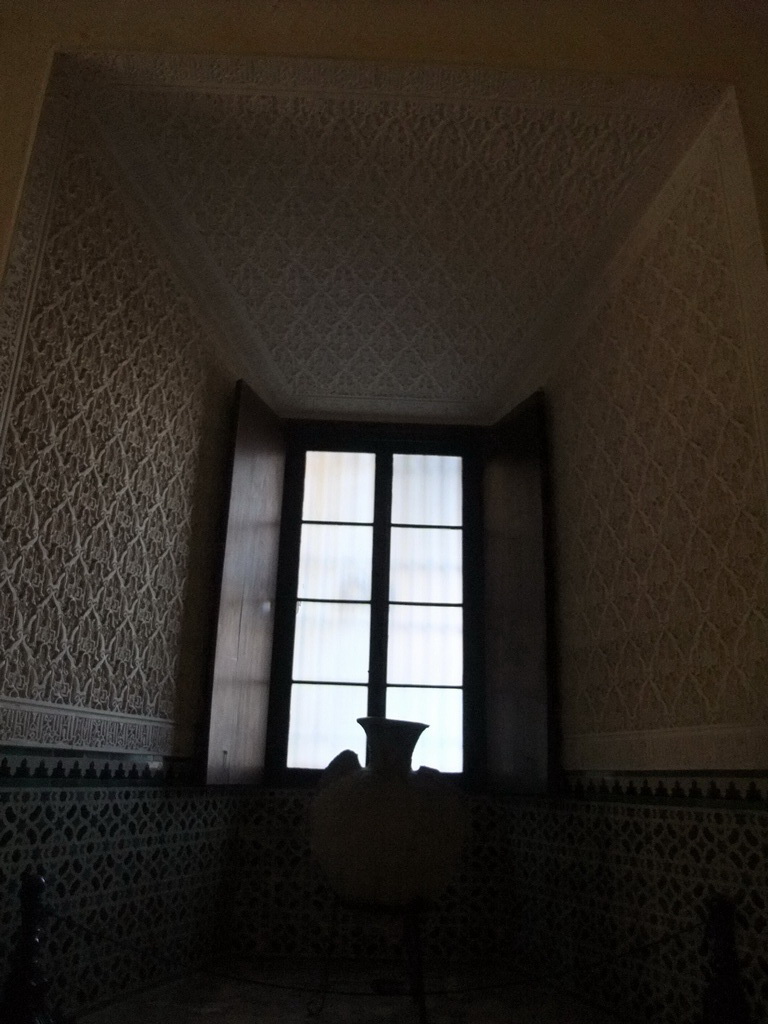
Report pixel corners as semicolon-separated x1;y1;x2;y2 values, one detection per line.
391;454;462;526
389;527;462;604
297;524;373;600
387;605;463;686
303;451;375;523
293;601;370;682
386;687;463;772
287;683;368;768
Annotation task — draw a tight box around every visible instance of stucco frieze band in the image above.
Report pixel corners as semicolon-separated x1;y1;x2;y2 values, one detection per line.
0;697;174;754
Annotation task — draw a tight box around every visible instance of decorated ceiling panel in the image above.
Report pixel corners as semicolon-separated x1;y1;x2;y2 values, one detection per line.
60;55;723;422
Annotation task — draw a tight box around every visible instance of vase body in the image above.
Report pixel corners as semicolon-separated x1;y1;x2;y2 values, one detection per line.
310;717;467;907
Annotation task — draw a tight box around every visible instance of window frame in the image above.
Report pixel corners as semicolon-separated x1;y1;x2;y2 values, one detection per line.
263;421;486;786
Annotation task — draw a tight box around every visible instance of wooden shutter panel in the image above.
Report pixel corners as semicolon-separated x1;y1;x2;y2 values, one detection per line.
484;391;557;792
205;380;285;784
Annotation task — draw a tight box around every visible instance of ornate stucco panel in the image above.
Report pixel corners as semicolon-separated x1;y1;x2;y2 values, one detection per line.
0;97;221;755
63;54;723;423
549;97;768;769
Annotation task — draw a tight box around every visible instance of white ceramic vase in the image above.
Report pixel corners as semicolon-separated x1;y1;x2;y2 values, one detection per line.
310;717;467;907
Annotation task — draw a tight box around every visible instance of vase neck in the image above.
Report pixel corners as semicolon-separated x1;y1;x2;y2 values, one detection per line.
357;717;428;774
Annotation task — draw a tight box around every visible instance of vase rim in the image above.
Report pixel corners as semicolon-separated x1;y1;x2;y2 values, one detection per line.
357;716;428;731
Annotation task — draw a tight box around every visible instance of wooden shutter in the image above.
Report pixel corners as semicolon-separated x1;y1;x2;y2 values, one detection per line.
483;391;557;792
205;380;285;784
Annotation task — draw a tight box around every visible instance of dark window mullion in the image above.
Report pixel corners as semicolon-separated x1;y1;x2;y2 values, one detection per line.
388;601;463;608
386;684;464;690
292;679;370;687
368;453;392;718
462;450;485;781
303;519;374;527
390;523;462;530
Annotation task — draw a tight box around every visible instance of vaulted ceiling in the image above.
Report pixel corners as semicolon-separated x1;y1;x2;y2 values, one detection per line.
60;54;724;423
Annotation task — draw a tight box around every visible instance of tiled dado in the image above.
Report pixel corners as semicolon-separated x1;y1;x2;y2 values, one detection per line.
503;799;768;1024
0;787;238;1014
229;791;768;1024
0;787;765;1024
0;749;195;785
562;770;768;806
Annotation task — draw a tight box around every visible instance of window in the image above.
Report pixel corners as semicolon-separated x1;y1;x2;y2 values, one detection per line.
206;382;551;792
265;428;484;780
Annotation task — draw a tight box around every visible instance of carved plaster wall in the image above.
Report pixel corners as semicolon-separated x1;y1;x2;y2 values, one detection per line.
0;87;229;755
548;95;768;770
2;55;766;767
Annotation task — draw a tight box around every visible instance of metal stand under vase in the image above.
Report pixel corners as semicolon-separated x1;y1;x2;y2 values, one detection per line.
309;717;468;1023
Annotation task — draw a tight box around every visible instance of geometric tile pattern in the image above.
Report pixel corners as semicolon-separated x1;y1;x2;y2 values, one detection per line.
548;113;768;767
504;798;768;1024
227;790;768;1024
0;787;238;1014
0;750;184;783
228;790;520;966
0;787;765;1024
562;769;768;805
0;110;217;753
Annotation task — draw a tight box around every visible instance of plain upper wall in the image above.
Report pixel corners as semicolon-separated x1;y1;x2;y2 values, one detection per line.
1;0;768;283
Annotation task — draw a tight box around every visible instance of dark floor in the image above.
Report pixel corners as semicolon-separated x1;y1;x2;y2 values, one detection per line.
81;962;622;1023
